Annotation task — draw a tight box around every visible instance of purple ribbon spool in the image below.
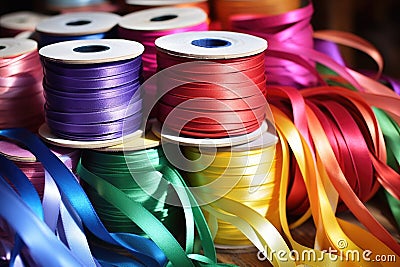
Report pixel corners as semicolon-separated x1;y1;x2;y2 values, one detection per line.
39;40;145;142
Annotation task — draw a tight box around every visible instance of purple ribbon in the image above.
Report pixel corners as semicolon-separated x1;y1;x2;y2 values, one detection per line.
41;57;143;141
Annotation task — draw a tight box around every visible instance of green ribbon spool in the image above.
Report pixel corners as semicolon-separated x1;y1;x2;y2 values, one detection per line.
77;147;235;267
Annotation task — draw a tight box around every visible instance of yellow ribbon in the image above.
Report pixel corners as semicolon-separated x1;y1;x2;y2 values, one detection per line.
273;105;399;266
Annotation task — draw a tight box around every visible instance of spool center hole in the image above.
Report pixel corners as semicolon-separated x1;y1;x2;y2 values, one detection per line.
191;38;232;48
66;20;91;26
150;14;178;22
73;45;110;53
0;45;6;50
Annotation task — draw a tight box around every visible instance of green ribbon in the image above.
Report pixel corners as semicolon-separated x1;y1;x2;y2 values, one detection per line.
77;147;235;267
373;108;400;229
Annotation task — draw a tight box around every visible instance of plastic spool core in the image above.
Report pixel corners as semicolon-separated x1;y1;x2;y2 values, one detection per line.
150;14;178;22
191;38;232;48
0;46;6;50
66;20;92;26
73;45;110;53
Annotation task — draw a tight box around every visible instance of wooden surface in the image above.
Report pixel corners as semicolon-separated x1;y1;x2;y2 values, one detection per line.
217;192;399;266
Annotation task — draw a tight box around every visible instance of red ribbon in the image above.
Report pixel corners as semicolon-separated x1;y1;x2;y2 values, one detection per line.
156;52;268;138
231;2;318;88
269;85;400;254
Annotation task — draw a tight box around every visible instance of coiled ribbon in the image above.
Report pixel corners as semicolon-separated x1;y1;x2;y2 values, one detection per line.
0;157;85;266
0;49;44;131
0;141;99;266
183;143;282;247
273;104;399;266
77;146;235;266
123;1;210;16
119;20;208;80
0;140;79;198
0;128;170;267
213;0;301;30
156;52;267;138
44;0;106;8
41;57;143;141
231;2;318;88
80;149;183;236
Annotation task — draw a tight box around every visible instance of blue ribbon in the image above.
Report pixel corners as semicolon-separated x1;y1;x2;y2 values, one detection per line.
0;160;83;266
0;128;168;267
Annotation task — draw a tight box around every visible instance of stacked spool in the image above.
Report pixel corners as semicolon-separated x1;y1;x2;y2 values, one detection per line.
38;39;144;148
119;6;208;80
0;139;80;260
0;38;45;131
0;11;48;38
119;6;208;117
230;1;318;88
212;0;301;30
152;31;281;249
0;140;80;198
182;132;280;248
78;131;185;238
154;31;268;140
35;12;120;48
36;38;197;263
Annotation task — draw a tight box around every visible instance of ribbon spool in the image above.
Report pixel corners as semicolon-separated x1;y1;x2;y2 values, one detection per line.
212;0;301;30
154;31;269;144
183;130;280;248
123;0;209;15
0;38;45;131
119;6;208;118
0;140;80;198
231;2;318;88
79;137;186;238
35;12;120;48
0;11;49;38
119;6;208;80
38;39;145;148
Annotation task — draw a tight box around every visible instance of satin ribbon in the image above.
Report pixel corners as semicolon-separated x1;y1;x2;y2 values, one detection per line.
119;19;208;118
45;0;105;7
183;143;282;246
122;1;210;14
37;32;108;48
0;163;84;266
213;0;301;30
79;149;183;236
273;105;399;266
119;22;208;80
182;142;299;267
0;128;170;267
231;2;318;88
313;33;400;229
77;147;235;267
0;152;97;266
0;49;44;131
0;141;79;198
269;86;400;257
41;57;143;141
156;52;267;138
